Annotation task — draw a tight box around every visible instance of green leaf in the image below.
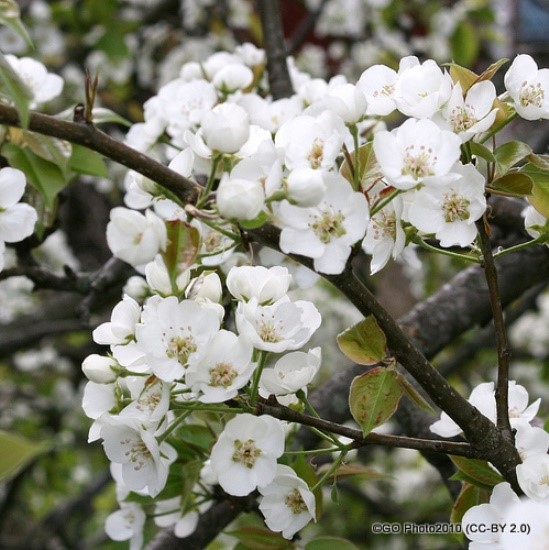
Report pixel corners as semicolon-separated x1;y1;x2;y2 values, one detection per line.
0;430;50;482
180;459;202;512
449;63;478;92
494;141;532;176
8;128;71;173
474;58;508;85
2;142;69;209
239;210;269;229
450;483;486;525
339;141;378;186
162;219;200;292
69;144;108;177
449;456;505;490
527;153;549;171
487;172;533;197
227;526;293;550
0;51;32;128
349;366;403;436
450;21;480;68
337;315;387;365
468;141;496;164
394;371;434;413
521;163;549;217
0;0;33;48
330;482;339;505
305;537;359;550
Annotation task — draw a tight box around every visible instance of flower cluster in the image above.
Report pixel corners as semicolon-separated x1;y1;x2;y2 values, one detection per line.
430;380;549;547
116;44;549;279
83;264;321;543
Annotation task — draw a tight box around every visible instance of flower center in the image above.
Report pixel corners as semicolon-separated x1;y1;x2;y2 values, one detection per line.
136;380;162;413
258;317;283;343
310;209;346;244
519;81;544;108
538;473;549;486
372;212;396;240
401;145;436;180
285;488;308;514
307;138;324;169
442;192;470;223
166;334;197;365
449;104;477;132
373;84;395;98
121;437;151;471
209;362;238;387
232;439;261;468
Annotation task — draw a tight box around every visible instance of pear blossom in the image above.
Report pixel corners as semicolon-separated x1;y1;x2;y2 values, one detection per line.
92;295;141;346
236;296;321;354
82;382;116;442
407;162;487;247
435;81;498;142
514;421;549;461
285;167;326;207
504;54;549;120
100;415;177;496
315;82;367;124
260;347;321;396
145;254;191;296
258;464;316;539
209;413;285;496
198;103;251;155
5;55;63;106
0;167;37;249
278;173;369;274
523;205;548;240
238;94;302;133
81;354;118;384
430;380;541;438
119;376;171;424
186;272;223;304
133;295;221;382
462;482;520;548
362;196;406;274
105;502;146;550
216;172;265;220
516;454;549;501
393;58;453;119
193;219;237;266
275;111;346;171
212;63;254;93
226;265;291;304
157;79;218;143
106;207;167;268
501;498;549;549
358;64;398;116
373;118;462;190
153;495;212;538
185;330;255;402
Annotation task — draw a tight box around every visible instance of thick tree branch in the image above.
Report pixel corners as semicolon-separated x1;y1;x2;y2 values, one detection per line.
257;0;294;99
0;103;200;205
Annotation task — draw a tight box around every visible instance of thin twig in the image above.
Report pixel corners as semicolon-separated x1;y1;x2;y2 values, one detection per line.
256;397;476;458
476;218;513;439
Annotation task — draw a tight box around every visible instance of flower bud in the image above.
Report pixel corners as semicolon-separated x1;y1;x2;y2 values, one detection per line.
286;167;326;206
82;354;117;384
216;174;264;220
201;103;250;154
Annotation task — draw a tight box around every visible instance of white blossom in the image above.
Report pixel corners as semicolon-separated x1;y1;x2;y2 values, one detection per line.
516;454;549;501
504;54;549;120
226;265;291;304
209;413;285;496
105;503;146;550
258;464;316;539
236;296;321;353
278;173;369;274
